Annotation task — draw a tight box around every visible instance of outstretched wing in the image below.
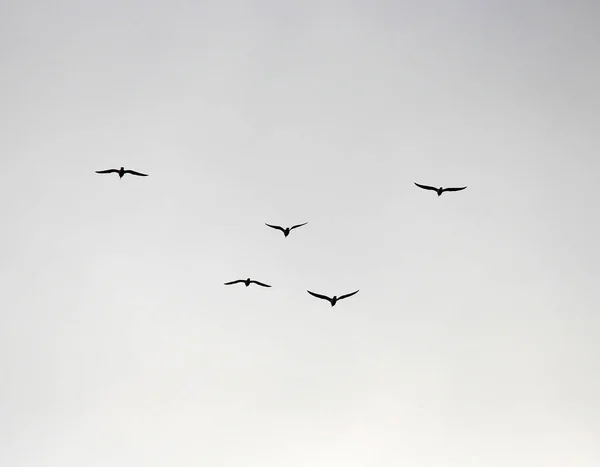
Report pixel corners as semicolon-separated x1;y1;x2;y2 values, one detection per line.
265;223;285;232
124;170;148;176
307;290;333;303
338;290;359;301
224;280;244;285
290;222;308;231
441;186;467;192
414;182;438;191
95;169;118;174
250;280;271;287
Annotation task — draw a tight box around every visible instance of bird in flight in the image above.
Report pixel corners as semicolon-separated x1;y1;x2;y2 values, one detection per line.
224;278;271;288
414;182;466;196
265;222;308;237
95;167;148;178
307;289;359;306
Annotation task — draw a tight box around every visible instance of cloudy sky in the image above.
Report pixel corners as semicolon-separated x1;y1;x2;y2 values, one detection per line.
1;1;599;466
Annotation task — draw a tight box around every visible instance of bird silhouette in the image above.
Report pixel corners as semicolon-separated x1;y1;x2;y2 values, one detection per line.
224;278;271;288
265;222;308;237
96;167;148;178
414;182;466;196
307;289;359;306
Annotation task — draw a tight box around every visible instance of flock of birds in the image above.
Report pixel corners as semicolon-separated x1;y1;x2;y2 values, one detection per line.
96;166;467;306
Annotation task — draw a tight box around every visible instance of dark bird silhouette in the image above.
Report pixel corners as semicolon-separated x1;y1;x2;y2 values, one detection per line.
96;167;148;178
224;278;271;288
414;182;466;196
307;289;359;306
265;222;308;237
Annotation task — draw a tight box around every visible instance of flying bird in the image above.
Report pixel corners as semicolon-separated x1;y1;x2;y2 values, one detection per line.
265;222;308;237
414;182;466;196
307;289;359;306
96;167;148;178
224;278;271;288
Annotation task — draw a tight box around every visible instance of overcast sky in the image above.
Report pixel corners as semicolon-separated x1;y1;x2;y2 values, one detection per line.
1;1;599;466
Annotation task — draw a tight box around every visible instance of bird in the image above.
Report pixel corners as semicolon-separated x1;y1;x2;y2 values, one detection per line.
224;278;271;288
95;167;148;178
307;289;359;306
265;222;308;237
414;182;466;196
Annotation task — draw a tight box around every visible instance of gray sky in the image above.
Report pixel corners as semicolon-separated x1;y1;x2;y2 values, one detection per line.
1;1;599;466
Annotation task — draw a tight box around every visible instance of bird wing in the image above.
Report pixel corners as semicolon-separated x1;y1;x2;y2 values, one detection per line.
224;280;244;285
307;290;333;303
95;169;119;174
250;280;271;287
338;290;359;301
265;223;285;232
290;222;308;230
414;182;438;191
123;170;148;176
441;186;467;192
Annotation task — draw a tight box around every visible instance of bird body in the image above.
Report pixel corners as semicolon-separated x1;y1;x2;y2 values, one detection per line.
307;289;359;306
414;182;466;196
96;167;148;178
265;222;308;237
224;278;271;287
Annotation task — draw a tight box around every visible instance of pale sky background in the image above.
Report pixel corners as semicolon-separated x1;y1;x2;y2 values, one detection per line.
1;1;599;466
